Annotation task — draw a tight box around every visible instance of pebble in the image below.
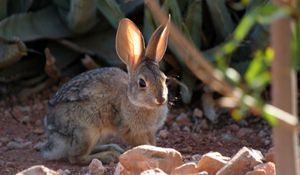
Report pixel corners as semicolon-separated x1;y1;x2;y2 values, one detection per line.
33;128;44;135
191;154;202;162
182;126;191;132
21;115;31;124
237;128;253;138
18;106;31;113
227;124;240;132
171;123;180;131
6;140;32;150
88;159;106;175
158;129;169;139
258;130;267;137
193;108;203;118
57;169;71;175
0;137;9;144
199;119;209;130
221;133;236;142
176;113;190;125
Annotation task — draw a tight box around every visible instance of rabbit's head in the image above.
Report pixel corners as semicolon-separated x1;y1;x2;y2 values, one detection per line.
116;18;170;109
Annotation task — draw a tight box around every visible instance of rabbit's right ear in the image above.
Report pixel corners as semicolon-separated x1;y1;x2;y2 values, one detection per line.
116;18;145;67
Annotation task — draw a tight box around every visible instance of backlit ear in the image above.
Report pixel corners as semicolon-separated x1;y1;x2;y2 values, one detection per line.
145;16;170;62
116;18;145;67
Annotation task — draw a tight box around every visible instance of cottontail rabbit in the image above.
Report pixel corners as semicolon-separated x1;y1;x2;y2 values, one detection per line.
38;18;170;164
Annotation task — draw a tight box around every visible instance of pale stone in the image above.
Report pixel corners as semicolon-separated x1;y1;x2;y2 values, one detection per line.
16;165;58;175
88;159;106;175
216;147;263;175
171;162;199;175
198;152;230;175
119;145;183;174
141;168;168;175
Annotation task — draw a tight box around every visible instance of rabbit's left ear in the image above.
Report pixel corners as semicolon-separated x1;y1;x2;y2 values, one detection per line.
145;16;170;63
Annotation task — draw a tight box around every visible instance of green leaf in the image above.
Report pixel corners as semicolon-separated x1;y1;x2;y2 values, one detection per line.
234;15;256;41
184;0;202;49
143;7;156;42
165;0;183;29
95;0;124;29
245;48;273;91
0;0;7;20
0;6;72;41
0;38;27;69
47;41;80;71
292;6;300;71
7;0;33;14
70;27;123;67
206;0;235;41
64;0;99;33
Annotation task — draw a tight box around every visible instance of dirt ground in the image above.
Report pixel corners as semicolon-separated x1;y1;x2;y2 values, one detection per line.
0;85;272;175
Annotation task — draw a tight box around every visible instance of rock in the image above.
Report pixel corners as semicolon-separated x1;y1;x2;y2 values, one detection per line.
245;162;276;175
193;108;203;118
199;119;209;130
33;128;44;135
21;115;31;124
158;129;169;139
201;91;218;123
176;113;190;125
265;147;274;163
0;137;9;144
88;159;106;175
119;145;183;174
227;124;240;132
16;165;58;175
171;123;180;131
258;162;276;174
221;133;237;142
237;128;253;138
245;170;266;175
198;152;230;175
171;162;199;175
6;140;32;150
141;168;167;175
182;126;191;132
216;147;263;175
57;169;71;175
114;162;130;175
191;154;202;162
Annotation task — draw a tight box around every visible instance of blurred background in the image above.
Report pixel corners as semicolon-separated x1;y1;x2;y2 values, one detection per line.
0;0;270;107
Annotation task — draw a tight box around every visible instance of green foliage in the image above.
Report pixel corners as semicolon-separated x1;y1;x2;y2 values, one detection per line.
0;0;143;96
292;3;300;70
245;48;273;92
96;0;124;29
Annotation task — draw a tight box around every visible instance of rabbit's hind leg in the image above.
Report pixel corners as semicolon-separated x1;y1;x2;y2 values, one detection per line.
87;143;124;164
88;150;121;164
67;127;100;165
91;143;124;154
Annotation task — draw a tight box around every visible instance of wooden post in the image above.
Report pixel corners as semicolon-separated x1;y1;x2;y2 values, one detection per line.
271;0;299;174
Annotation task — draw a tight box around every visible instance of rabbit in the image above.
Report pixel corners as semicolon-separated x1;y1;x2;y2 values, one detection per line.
37;17;170;165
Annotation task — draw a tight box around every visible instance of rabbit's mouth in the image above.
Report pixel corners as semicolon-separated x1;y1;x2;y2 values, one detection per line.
128;95;167;109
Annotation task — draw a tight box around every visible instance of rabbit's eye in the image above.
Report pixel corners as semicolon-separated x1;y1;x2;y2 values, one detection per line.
138;78;146;88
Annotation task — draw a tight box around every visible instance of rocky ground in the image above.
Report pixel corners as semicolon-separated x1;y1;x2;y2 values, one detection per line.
0;85;272;175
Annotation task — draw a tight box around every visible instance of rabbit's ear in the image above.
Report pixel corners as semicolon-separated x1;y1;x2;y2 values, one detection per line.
145;16;170;63
116;18;145;67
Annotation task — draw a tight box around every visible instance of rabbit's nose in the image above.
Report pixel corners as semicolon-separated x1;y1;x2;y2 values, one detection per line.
155;97;167;105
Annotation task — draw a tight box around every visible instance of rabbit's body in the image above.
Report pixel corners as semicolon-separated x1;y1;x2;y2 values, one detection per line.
39;18;170;164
